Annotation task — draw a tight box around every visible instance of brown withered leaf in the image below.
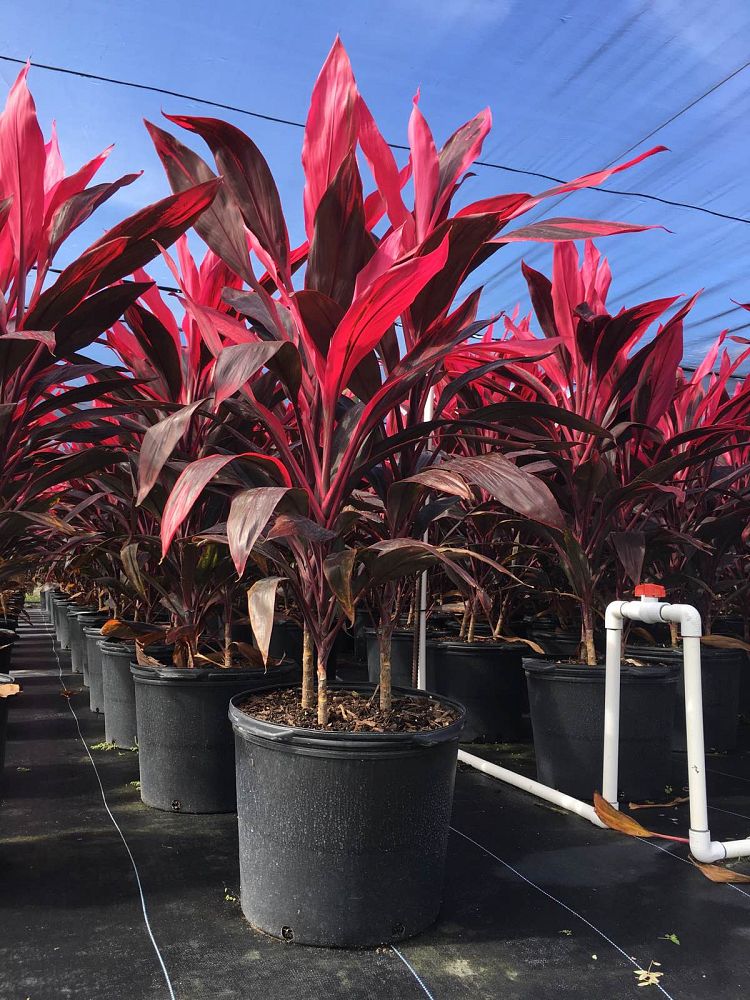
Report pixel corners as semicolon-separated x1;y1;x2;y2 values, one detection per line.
593;792;689;843
690;857;750;883
629;796;690;811
495;634;545;655
135;643;165;668
701;634;750;653
0;682;20;698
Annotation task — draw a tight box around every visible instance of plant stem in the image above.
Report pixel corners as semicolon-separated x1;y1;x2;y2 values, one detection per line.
467;607;476;643
224;622;232;667
459;603;469;639
582;603;597;666
317;665;328;725
669;620;679;648
379;625;393;713
302;623;314;708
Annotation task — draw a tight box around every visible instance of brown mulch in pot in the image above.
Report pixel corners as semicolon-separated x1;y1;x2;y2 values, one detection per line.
236;686;460;734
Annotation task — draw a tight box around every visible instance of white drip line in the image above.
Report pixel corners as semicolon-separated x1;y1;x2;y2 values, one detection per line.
457;589;750;863
391;947;436;1000
37;608;177;1000
451;826;677;1000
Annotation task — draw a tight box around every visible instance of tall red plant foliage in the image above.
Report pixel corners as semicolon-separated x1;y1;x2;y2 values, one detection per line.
137;38;665;719
0;64;220;570
445;240;701;662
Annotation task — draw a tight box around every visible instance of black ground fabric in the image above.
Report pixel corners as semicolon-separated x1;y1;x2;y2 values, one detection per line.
1;610;749;999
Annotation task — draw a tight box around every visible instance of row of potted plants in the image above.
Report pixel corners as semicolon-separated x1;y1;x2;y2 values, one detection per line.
0;40;748;946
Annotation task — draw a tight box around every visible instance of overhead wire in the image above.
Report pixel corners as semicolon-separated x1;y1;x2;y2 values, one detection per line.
477;58;750;298
0;53;748;225
13;55;746;377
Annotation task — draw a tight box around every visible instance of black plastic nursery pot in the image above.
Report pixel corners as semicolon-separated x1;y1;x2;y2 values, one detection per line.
67;606;96;675
52;597;72;649
100;640;173;748
266;618;337;680
230;683;465;948
0;629;16;674
40;586;54;620
0;672;12;777
74;613;108;687
626;643;743;751
524;617;581;660
268;618;303;665
426;639;525;741
710;619;750;716
83;626;106;712
132;660;299;813
365;628;416;688
525;659;678;801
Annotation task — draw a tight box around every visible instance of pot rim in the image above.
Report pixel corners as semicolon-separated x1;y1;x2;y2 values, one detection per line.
131;660;297;683
229;681;466;753
523;656;678;680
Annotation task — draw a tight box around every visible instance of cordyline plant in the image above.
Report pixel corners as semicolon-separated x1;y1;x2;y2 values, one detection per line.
475;241;704;663
57;239;268;666
644;321;750;636
140;38;665;722
0;62;220;587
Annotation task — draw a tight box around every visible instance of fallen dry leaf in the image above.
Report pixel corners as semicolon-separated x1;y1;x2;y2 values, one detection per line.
593;792;689;844
690;857;750;883
701;634;750;653
0;682;20;698
629;796;690;811
59;688;80;699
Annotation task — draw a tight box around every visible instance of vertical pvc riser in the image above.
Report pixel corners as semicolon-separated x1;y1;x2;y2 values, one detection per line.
602;627;622;807
682;634;711;836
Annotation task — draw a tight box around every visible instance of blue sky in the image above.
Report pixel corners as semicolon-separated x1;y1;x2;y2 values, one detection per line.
3;0;750;367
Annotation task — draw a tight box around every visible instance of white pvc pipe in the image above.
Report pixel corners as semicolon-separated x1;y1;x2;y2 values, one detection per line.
459;593;750;861
602;624;622;808
458;749;606;827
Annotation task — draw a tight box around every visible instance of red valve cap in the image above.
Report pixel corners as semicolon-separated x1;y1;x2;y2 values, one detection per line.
634;583;666;598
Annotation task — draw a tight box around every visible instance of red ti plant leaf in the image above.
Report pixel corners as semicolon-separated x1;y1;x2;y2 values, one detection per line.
124;300;183;400
495;217;660;243
323;547;358;624
27;181;221;329
54;282;153;359
301;36;359;241
429;453;564;528
520;146;668;210
25;237;130;329
137;398;208;505
610;531;646;585
432;108;491;227
0;329;54;350
86;178;222;290
305;151;373;309
144;119;253;284
322;235;450;416
0;65;45;304
356;95;411;231
408;91;439;242
228;486;305;576
166;113;290;281
44;171;142;262
213;341;291;409
161;452;293;556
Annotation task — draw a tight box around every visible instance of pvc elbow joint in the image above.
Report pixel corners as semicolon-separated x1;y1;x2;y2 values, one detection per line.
604;601;625;630
689;829;726;863
660;603;702;638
